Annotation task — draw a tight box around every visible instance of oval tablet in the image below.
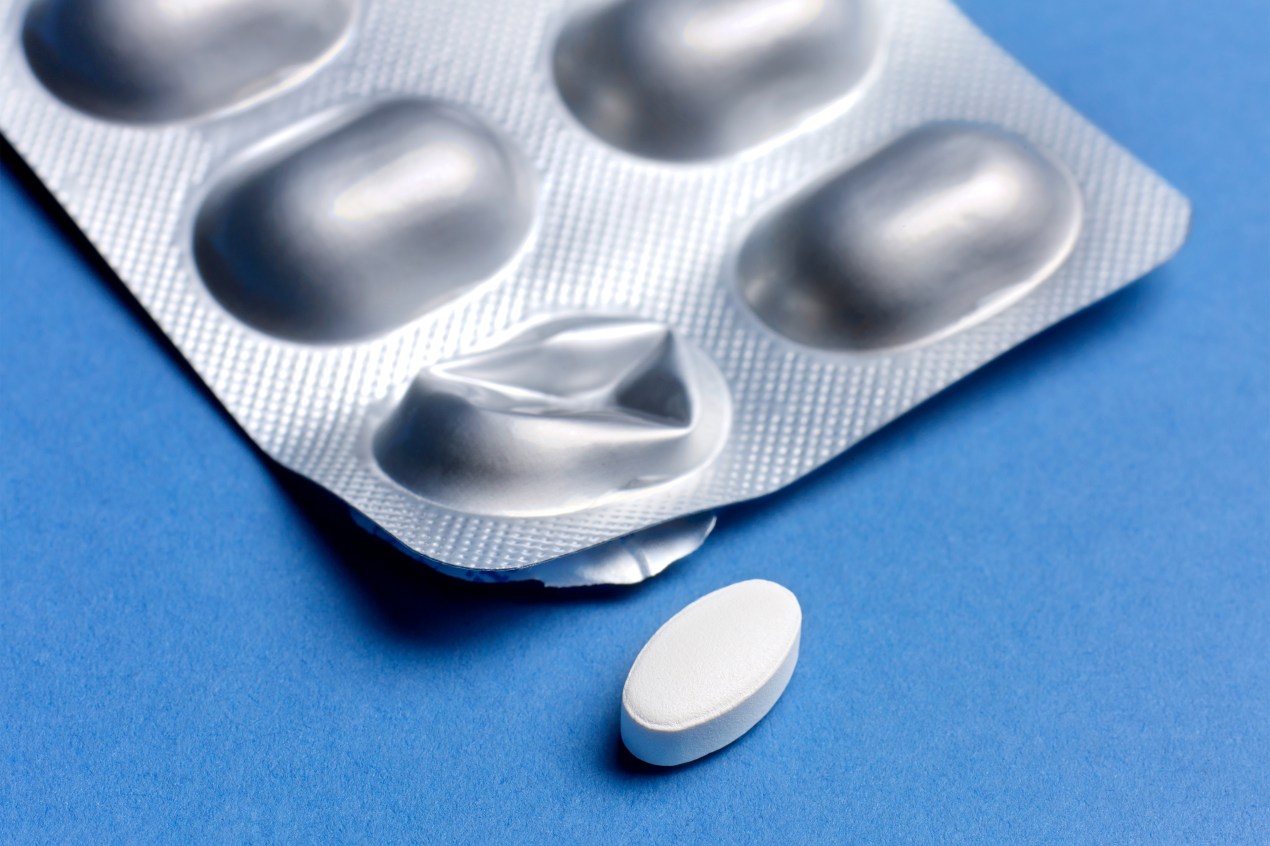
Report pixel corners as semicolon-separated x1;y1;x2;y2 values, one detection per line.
622;579;801;766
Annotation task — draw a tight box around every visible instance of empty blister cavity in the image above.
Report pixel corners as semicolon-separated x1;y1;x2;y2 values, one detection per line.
737;123;1084;351
373;317;730;517
22;0;356;123
553;0;881;161
193;100;535;343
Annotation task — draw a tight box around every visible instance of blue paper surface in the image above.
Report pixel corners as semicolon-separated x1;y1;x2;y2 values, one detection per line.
1;1;1267;842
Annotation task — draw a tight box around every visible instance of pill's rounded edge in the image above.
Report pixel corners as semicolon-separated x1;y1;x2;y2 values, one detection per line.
620;580;802;767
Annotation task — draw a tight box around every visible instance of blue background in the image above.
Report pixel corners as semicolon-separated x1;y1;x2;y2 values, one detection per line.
2;1;1267;842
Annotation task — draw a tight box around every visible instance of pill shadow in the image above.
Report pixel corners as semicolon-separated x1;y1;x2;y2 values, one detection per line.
611;727;699;777
605;696;791;779
608;722;717;778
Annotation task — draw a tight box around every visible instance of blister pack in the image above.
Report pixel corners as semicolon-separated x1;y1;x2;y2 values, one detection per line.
0;0;1190;583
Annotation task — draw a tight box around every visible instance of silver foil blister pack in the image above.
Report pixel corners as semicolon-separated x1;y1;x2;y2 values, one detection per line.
0;0;1190;582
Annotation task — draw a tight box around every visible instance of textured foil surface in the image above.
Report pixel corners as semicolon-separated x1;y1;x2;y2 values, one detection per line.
0;0;1190;573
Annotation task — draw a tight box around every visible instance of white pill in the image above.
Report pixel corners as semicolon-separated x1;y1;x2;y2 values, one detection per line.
621;579;801;767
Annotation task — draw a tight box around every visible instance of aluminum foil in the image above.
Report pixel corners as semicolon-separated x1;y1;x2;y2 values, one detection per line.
0;0;1190;581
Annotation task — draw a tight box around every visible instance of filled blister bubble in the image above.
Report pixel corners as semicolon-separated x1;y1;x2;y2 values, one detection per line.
736;123;1084;351
553;0;881;161
373;316;731;517
22;0;356;123
193;100;536;343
